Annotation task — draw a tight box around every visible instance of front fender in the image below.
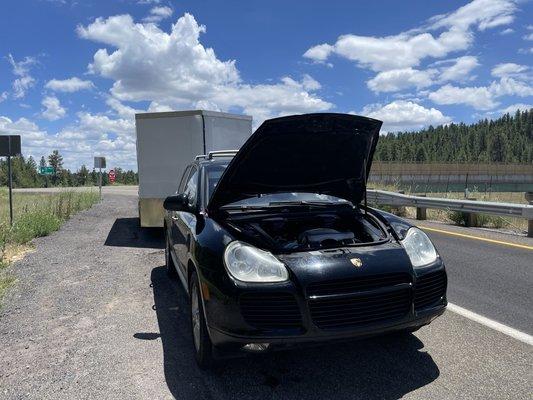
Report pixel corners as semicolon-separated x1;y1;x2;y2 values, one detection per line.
369;208;414;240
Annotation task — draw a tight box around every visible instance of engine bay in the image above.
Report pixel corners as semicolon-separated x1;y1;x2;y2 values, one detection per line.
226;209;388;251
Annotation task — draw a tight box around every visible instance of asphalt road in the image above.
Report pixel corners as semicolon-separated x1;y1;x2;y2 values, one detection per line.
419;224;533;334
1;191;531;399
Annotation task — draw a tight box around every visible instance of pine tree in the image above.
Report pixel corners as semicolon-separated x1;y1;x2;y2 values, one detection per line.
374;108;532;163
78;165;89;186
48;150;64;185
415;146;428;162
488;131;508;162
48;150;63;172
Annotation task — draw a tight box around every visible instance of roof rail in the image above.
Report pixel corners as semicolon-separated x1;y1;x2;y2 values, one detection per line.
207;150;239;159
195;150;239;160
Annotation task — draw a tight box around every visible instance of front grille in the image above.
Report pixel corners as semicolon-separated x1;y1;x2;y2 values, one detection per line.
239;292;302;330
309;289;411;329
306;273;411;297
414;270;447;310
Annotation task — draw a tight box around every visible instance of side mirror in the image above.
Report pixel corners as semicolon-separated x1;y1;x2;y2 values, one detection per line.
163;194;189;212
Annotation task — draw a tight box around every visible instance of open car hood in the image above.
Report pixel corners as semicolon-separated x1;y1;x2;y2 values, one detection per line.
207;113;382;212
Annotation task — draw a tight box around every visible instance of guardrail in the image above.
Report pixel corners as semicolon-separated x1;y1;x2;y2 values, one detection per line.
367;189;533;237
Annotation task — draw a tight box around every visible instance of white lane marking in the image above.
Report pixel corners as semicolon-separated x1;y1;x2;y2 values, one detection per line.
447;303;533;346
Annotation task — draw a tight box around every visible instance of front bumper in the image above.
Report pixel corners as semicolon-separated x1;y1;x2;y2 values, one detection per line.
202;261;447;350
209;303;446;348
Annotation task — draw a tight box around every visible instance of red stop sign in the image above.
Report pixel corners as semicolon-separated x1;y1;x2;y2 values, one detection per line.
109;169;116;183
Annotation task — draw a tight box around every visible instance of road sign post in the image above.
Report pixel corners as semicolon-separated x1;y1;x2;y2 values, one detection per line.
94;157;106;200
7;154;13;225
0;135;22;226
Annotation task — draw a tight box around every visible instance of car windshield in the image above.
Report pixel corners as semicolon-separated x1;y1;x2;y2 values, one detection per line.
205;163;350;207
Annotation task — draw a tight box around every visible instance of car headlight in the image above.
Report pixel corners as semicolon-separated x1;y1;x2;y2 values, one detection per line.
401;227;438;268
224;241;289;283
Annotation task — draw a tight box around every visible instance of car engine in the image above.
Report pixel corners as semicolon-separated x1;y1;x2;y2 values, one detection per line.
228;211;386;251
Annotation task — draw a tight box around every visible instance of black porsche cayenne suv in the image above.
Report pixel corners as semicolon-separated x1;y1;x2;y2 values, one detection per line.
163;113;447;368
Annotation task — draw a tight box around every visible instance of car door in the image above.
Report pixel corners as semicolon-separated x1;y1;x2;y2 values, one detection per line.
169;165;191;268
173;166;199;273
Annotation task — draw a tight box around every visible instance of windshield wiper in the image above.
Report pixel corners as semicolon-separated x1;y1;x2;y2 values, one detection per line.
221;200;350;211
267;200;348;207
220;205;269;211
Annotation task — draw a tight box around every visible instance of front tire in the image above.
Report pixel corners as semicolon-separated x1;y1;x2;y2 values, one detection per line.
164;228;177;279
189;273;214;369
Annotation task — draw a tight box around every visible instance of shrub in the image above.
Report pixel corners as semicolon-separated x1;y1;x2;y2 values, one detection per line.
476;214;508;229
447;210;467;226
11;212;62;244
0;190;99;265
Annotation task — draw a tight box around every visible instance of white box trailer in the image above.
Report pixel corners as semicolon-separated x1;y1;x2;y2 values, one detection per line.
135;110;252;227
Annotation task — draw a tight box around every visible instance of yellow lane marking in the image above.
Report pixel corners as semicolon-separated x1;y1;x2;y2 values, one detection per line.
419;226;533;251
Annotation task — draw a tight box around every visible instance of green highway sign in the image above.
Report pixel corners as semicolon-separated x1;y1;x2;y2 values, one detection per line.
39;166;55;175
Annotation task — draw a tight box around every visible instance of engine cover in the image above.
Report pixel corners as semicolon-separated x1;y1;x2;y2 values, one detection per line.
298;228;355;247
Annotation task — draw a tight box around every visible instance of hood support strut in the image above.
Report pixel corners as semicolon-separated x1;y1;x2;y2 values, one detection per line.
363;157;368;215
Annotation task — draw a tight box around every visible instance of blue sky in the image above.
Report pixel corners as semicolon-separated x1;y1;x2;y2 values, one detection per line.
0;0;532;170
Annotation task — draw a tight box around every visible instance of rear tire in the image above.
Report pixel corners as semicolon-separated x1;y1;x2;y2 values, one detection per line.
165;229;177;279
189;273;215;369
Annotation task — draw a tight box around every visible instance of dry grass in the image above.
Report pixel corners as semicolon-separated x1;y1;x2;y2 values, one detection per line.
0;189;100;304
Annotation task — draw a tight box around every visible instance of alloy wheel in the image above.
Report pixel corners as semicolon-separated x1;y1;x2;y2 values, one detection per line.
191;283;201;351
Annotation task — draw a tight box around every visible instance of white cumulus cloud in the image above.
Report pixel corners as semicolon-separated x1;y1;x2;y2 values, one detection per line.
7;54;37;99
367;68;437;93
45;77;94;92
143;6;173;23
429;84;496;109
41;96;67;121
367;56;479;93
304;0;517;71
303;43;334;62
428;76;532;110
429;0;517;31
0;116;44;139
356;101;452;132
499;103;532;114
77;13;332;126
437;56;479;82
491;63;529;78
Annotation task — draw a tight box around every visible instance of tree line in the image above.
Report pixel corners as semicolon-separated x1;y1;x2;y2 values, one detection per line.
374;108;533;163
0;150;138;188
1;109;531;188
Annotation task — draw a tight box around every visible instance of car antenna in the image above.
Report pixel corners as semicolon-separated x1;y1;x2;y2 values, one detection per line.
363;157;368;215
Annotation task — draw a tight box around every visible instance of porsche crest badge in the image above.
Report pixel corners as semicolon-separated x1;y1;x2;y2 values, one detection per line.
350;258;363;268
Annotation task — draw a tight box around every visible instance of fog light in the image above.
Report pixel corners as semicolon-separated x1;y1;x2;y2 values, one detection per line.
242;343;270;352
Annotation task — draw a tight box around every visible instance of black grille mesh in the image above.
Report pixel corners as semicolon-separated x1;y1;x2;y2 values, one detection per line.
309;289;411;329
307;273;410;297
414;270;447;310
239;292;302;330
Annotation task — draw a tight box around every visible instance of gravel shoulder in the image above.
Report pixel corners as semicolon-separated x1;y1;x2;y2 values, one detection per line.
0;193;531;399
